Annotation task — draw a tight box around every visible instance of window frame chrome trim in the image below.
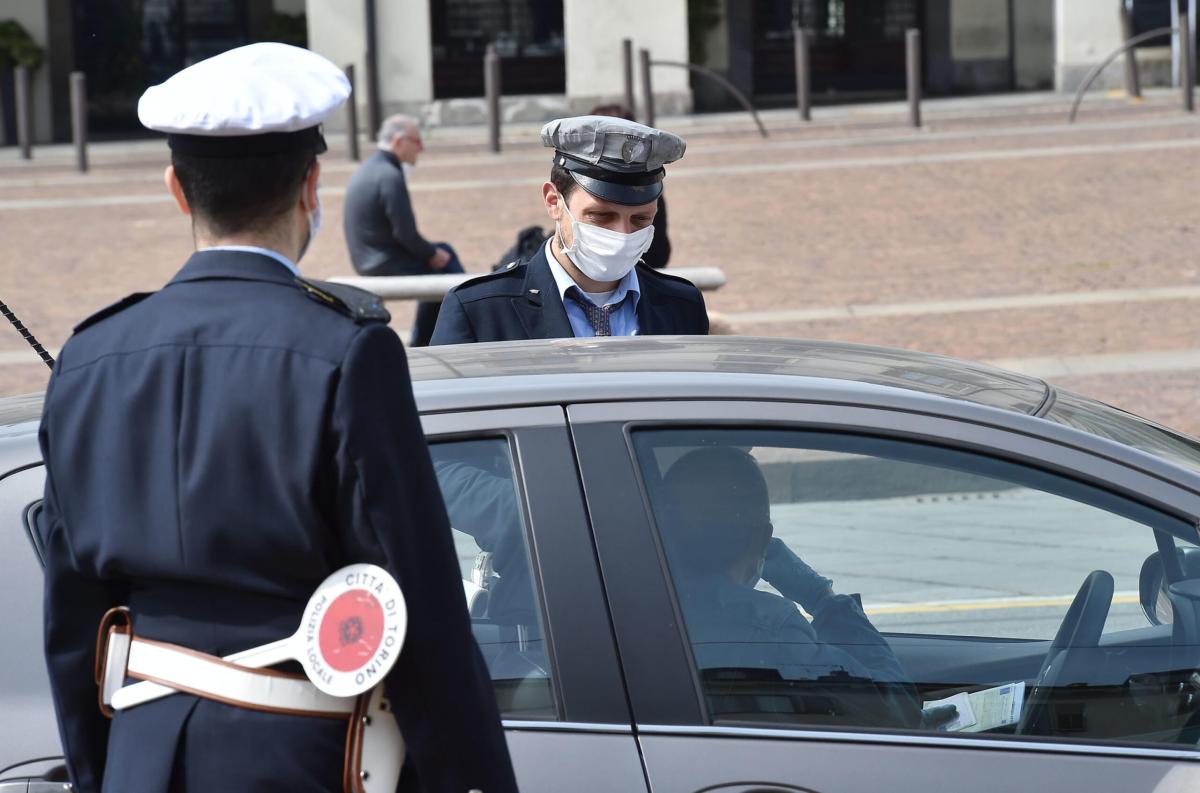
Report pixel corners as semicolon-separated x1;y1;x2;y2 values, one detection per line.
502;719;633;735
635;723;1200;761
419;404;565;435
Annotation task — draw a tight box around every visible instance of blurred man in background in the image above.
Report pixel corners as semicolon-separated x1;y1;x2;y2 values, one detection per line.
343;114;463;346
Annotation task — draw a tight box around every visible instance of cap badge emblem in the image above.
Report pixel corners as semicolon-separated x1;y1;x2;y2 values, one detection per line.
621;138;647;164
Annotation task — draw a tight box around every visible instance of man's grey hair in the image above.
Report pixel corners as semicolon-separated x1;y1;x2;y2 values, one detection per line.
377;114;419;149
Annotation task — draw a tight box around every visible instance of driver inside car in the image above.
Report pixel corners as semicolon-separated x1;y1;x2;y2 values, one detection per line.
657;446;922;727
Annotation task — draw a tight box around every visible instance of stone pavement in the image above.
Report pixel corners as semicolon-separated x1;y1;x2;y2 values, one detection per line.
2;90;1199;434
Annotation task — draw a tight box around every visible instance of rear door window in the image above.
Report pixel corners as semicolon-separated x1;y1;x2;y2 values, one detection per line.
430;438;555;720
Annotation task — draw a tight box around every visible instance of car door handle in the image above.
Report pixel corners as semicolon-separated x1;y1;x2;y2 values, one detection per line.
695;784;819;793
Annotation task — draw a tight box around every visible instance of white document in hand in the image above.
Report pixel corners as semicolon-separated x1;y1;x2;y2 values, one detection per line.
961;681;1026;732
921;691;978;732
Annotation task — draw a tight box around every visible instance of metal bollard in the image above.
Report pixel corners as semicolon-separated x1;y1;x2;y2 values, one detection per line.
14;66;32;160
1183;9;1196;112
906;29;922;128
622;38;635;115
484;44;501;153
345;64;360;161
70;71;88;173
1119;1;1142;98
639;48;655;127
363;0;381;139
794;27;812;122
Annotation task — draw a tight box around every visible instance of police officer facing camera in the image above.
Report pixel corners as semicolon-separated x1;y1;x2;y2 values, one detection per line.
430;115;709;345
38;43;516;793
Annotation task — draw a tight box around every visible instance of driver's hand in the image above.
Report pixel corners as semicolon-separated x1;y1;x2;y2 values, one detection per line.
762;537;834;613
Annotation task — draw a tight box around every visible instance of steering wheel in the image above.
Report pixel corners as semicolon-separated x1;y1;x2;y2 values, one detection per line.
1017;570;1114;735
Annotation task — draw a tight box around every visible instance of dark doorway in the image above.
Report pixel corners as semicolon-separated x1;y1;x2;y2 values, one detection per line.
430;0;565;98
752;0;922;103
72;0;306;136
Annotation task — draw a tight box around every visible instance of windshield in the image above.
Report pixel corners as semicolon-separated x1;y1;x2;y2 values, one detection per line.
1046;389;1200;476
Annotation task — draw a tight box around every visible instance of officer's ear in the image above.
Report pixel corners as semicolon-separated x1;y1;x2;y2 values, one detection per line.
542;182;564;221
164;166;191;216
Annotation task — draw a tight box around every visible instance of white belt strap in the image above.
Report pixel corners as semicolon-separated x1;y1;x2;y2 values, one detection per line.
115;636;354;718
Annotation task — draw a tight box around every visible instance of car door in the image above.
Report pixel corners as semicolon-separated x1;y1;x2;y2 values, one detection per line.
386;406;647;792
569;399;1200;793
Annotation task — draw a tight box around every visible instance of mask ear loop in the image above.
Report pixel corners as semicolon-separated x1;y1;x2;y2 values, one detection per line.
553;191;575;255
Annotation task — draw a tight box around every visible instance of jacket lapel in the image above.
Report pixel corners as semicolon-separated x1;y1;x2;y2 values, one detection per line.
634;266;671;335
512;247;574;339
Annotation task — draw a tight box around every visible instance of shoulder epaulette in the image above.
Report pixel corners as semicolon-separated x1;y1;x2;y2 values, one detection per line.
73;292;155;333
295;278;391;324
450;261;526;291
635;263;699;287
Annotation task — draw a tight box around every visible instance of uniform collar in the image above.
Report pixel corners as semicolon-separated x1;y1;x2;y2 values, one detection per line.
542;238;640;308
167;248;302;286
199;245;299;276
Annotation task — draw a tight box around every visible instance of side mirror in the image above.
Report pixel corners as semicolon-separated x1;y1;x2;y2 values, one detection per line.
1139;547;1200;625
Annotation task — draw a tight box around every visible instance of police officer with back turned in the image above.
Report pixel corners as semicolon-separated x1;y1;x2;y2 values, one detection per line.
38;43;517;793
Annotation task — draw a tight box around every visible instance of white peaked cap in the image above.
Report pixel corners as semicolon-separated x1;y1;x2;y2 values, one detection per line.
138;42;350;155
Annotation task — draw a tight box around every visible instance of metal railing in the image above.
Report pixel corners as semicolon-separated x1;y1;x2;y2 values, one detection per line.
627;40;767;138
1069;16;1194;123
330;266;727;303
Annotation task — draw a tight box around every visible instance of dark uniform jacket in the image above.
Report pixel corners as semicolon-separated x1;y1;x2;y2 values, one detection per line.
343;150;438;275
38;250;517;793
429;244;708;345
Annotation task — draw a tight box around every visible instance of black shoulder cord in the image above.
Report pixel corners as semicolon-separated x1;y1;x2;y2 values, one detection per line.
0;296;55;369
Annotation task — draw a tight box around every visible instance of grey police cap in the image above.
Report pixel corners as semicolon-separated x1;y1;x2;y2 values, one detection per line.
541;115;686;206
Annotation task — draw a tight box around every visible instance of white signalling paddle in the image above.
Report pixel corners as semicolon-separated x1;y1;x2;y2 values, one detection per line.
111;563;408;709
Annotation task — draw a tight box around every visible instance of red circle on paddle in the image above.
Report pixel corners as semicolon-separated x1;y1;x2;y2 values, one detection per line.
318;588;385;673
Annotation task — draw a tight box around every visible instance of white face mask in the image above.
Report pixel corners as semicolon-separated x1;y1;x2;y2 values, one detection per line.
557;200;654;283
298;189;322;263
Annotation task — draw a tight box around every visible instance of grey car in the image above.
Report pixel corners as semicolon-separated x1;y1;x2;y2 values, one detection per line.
4;336;1200;792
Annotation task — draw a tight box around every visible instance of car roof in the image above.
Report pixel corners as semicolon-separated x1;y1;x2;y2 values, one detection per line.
0;393;44;429
408;336;1052;414
7;337;1200;478
408;337;1200;477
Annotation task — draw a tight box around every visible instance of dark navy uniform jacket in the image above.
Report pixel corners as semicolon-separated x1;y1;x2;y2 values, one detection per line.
38;250;517;793
429;244;708;345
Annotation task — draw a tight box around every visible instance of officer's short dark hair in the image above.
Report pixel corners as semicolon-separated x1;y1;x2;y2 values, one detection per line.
172;150;315;237
550;162;578;204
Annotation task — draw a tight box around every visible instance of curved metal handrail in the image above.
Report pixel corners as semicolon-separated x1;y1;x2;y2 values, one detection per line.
1069;26;1177;123
651;59;770;138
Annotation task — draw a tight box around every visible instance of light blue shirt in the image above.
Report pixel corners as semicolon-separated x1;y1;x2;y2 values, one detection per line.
544;240;641;337
199;245;300;276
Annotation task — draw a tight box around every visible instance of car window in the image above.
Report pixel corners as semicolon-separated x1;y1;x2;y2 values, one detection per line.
429;437;555;720
633;428;1200;746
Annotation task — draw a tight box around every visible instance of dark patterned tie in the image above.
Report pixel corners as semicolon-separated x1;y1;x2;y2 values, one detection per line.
568;291;625;337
